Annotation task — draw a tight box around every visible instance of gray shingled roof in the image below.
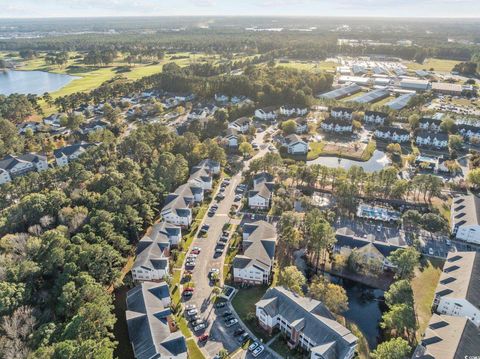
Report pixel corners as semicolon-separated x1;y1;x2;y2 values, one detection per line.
249;172;274;200
256;287;357;358
53;142;94;159
0;153;46;171
126;282;187;359
435;251;479;310
233;221;277;271
413;314;480;359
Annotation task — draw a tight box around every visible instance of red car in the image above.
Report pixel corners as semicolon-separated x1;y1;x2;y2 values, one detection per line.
198;334;209;342
184;287;195;292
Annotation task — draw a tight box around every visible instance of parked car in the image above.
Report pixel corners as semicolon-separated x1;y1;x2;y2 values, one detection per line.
216;193;225;200
194;323;206;332
186;309;198;316
428;247;434;255
189;315;200;322
224;315;235;323
215;301;226;308
185;304;196;311
248;342;259;352
198;334;209;342
183;291;193;298
191;319;204;326
199;224;210;234
239;333;250;344
252;345;265;357
222;311;233;317
225;318;238;327
234;328;245;336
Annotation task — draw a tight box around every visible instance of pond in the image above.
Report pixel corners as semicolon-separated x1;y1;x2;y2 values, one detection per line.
307;150;390;172
328;274;387;349
0;70;79;95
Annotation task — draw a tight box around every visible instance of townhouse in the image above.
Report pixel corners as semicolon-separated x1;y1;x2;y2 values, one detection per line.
233;220;277;285
283;134;309;155
330;107;354;121
54;143;95;167
187;108;209;121
294;117;309;134
412;314;480;359
320;118;353;133
374;126;410;143
415;130;449;149
131;222;181;282
126;282;187;359
451;193;480;244
248;172;274;210
457;124;480;142
334;228;403;271
255;287;358;359
255;107;277;121
228;117;252;133
225;128;239;148
419;118;442;132
279;105;309;117
0;153;48;185
363;111;387;125
432;251;479;326
161;191;194;228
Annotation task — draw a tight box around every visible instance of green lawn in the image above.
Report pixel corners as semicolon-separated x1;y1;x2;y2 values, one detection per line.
405;58;460;73
231;286;270;342
306;142;325;160
412;258;444;337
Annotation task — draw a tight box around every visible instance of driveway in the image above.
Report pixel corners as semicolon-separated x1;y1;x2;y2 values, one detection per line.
185;128;272;357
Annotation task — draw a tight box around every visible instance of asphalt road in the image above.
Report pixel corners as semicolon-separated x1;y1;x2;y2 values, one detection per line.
184;128;272;358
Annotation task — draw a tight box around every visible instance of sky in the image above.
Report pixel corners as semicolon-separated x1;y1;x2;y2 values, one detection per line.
1;0;480;18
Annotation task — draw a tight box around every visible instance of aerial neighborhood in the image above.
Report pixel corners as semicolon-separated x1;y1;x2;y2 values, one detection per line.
0;13;479;359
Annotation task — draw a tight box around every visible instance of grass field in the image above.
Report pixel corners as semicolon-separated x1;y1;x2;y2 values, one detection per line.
405;58;461;73
276;60;337;72
187;338;206;359
412;258;444;338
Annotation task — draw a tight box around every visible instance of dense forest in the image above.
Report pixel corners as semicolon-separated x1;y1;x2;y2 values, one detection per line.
0;124;227;358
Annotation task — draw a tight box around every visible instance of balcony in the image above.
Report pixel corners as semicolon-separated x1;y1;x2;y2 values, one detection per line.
287;339;298;350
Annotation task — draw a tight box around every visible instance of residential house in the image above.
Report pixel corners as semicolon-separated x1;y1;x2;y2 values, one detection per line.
0;153;48;185
248;172;274;210
215;93;229;103
255;107;277;121
451;193;480;244
334;228;404;271
458;124;480;143
160;192;193;228
131;222;181;282
419;118;442;132
126;282;187;359
187;108;209;121
43;114;62;127
193;158;221;175
374;126;410;143
330;107;353;121
54;143;94;167
432;252;480;326
320;118;353;133
78;119;109;135
412;314;480;359
279;105;308;117
225;128;239;148
188;166;213;191
294;117;309;134
284;134;309;155
363;111;387;125
415;130;449;149
17;121;41;134
228;117;252;133
233;220;277;285
255;287;358;359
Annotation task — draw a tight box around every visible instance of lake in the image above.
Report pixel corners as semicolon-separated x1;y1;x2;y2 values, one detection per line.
0;70;79;95
307;150;390;172
328;274;387;349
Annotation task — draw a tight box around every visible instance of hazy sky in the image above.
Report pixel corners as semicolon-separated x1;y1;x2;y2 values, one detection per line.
1;0;480;18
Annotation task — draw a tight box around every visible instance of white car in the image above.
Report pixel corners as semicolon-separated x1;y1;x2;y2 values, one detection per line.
252;345;265;357
210;268;220;274
248;342;259;352
187;309;198;316
185;304;196;311
428;248;434;256
225;318;238;327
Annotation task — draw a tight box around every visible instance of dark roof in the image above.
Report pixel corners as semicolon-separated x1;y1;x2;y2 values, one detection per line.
365;110;388;118
335;231;404;258
331;107;353;113
323;118;353;126
284;134;306;145
126;283;187;359
376;126;410;135
234;117;251;126
53;143;94;159
256;287;357;358
0;153;46;171
415;130;449;141
420;118;443;126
